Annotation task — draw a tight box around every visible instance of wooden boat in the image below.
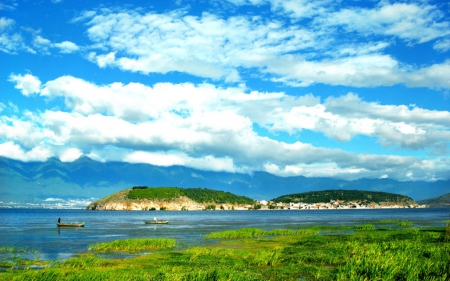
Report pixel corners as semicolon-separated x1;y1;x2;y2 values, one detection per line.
144;220;169;224
57;222;85;227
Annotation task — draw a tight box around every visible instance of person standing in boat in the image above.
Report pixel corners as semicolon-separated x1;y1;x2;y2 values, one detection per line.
58;218;61;223
154;217;157;222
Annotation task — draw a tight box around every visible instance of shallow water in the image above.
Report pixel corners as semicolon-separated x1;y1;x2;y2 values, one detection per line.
0;208;448;260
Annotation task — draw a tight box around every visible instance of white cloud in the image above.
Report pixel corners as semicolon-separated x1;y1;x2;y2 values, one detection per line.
3;74;450;180
0;17;29;54
0;141;52;162
59;148;83;162
268;0;333;19
8;73;42;96
77;6;450;89
53;41;79;53
0;17;14;31
81;10;316;81
7;74;450;155
0;17;79;55
314;2;450;44
434;38;450;52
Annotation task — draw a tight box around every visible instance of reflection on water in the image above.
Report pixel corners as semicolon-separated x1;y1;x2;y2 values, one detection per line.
0;208;448;260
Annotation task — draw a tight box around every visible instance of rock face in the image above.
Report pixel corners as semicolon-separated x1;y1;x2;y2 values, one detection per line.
86;189;252;211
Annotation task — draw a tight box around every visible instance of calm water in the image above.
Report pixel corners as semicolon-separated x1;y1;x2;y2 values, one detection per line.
0;208;448;260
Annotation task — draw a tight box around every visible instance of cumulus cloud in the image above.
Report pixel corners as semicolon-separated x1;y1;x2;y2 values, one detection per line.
0;17;29;54
8;73;41;96
0;141;52;162
319;2;450;43
76;4;450;89
3;2;450;89
3;74;450;181
0;16;79;55
53;41;79;53
434;39;450;52
82;10;316;81
59;148;83;162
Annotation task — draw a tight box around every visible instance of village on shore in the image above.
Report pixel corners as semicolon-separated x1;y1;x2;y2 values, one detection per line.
87;198;428;211
255;199;427;210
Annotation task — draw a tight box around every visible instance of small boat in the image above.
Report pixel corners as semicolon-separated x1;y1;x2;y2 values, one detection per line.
57;222;85;227
144;220;169;224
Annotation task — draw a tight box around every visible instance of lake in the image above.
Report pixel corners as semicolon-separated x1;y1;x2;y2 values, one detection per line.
0;208;448;261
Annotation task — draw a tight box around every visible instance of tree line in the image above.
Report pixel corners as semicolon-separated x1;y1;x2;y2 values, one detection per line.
272;189;415;204
127;186;254;204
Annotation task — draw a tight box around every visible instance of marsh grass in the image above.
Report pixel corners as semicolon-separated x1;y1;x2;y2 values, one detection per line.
1;225;449;281
88;238;177;252
337;238;450;280
352;224;375;231
54;255;105;269
445;221;450;241
0;246;41;271
205;227;317;239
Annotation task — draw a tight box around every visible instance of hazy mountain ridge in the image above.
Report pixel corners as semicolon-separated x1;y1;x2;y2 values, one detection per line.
1;156;449;207
418;193;450;207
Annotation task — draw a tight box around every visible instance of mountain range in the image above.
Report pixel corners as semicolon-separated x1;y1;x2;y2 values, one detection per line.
0;156;449;208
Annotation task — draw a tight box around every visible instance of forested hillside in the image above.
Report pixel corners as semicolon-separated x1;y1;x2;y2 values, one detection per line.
272;190;416;205
418;193;450;207
127;186;255;204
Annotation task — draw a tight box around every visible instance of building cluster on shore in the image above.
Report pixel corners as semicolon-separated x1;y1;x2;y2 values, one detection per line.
256;199;427;210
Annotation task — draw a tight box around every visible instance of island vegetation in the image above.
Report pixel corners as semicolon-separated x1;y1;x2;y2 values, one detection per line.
418;192;450;208
1;222;449;280
272;189;417;206
87;187;422;211
87;186;255;211
128;186;254;204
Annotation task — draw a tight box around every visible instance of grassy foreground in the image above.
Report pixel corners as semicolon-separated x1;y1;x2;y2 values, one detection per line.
1;222;449;281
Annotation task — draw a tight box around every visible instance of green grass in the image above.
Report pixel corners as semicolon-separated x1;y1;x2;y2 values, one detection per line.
0;246;40;270
205;228;318;239
88;238;177;252
377;219;414;227
352;224;375;231
1;225;449;281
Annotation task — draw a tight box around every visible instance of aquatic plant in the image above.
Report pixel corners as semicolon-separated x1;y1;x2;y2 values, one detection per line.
205;227;317;239
445;221;450;241
205;228;268;239
337;238;450;280
1;225;449;281
88;238;177;252
353;224;375;231
0;246;40;270
398;220;413;227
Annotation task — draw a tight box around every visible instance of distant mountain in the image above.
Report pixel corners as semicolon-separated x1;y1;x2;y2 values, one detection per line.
1;156;449;207
418;193;450;208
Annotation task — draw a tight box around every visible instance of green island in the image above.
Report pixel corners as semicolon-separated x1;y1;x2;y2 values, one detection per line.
87;186;256;211
272;189;418;209
87;187;422;211
273;189;415;203
1;222;449;280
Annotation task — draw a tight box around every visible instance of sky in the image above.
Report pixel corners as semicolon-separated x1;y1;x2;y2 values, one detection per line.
1;0;450;182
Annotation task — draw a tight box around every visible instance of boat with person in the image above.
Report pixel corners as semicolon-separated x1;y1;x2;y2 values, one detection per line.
57;222;85;227
144;220;169;224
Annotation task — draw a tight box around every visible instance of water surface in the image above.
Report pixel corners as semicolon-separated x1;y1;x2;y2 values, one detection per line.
0;208;448;260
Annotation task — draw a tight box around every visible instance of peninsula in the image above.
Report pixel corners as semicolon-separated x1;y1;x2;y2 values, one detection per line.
87;187;422;211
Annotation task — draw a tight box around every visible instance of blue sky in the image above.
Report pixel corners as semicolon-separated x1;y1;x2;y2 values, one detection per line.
1;0;449;182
